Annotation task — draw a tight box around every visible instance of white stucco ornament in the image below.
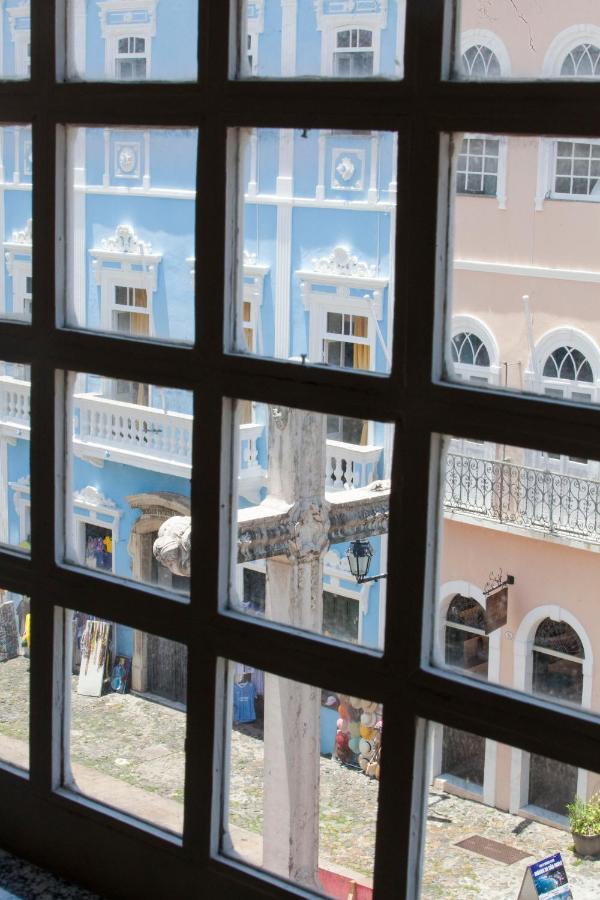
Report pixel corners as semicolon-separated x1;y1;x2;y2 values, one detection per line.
118;146;137;174
335;156;355;182
153;516;191;577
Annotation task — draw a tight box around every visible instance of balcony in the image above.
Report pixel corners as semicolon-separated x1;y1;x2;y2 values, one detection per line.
445;452;600;545
0;376;31;441
326;440;383;491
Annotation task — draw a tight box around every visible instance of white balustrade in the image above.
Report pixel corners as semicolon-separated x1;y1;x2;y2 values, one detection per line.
0;376;31;436
74;392;193;472
325;440;383;491
239;422;264;474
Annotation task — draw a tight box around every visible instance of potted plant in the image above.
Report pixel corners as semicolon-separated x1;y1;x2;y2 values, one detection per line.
567;791;600;859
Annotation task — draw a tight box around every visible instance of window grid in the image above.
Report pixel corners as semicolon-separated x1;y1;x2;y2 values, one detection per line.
554;139;600;196
0;2;599;899
456;135;499;195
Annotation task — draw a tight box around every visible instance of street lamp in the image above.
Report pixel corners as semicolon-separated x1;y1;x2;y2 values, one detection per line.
346;539;387;584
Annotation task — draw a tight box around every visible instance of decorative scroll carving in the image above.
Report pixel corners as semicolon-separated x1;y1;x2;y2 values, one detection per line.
311;246;376;278
101;224;153;256
153;516;192;577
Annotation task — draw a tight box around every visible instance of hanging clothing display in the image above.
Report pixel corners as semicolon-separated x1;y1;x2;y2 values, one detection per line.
233;679;257;723
333;693;382;779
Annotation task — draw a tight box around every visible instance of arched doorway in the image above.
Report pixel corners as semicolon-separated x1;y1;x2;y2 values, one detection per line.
441;595;489;790
127;492;190;704
528;618;584;816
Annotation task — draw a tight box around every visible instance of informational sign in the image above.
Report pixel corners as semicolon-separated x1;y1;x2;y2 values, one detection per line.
485;585;508;634
517;853;573;900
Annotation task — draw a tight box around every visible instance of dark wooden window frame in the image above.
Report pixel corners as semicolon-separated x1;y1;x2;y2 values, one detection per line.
0;0;597;897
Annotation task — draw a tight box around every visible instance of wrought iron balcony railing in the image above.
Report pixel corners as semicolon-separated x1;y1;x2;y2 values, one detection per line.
445;452;600;544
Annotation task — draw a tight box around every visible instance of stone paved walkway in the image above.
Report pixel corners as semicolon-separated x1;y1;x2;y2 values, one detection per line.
0;658;598;896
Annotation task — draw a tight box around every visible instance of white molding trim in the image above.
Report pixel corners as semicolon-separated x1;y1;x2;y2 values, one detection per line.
511;604;592;815
449;314;502;385
458;133;508;209
280;0;297;77
274;204;292;357
6;1;30;77
460;29;511;77
298;246;388;368
97;0;158;79
68;0;86;77
454;257;600;284
543;24;600;77
435;580;500;807
89;224;161;334
240;250;269;355
315;2;388;77
524;326;600;394
4;218;31;319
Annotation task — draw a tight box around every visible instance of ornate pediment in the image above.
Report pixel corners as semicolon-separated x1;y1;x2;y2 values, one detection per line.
102;224;152;256
311;246;376;279
74;485;117;510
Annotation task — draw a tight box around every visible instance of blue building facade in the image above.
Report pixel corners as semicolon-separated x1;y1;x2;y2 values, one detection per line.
0;1;402;715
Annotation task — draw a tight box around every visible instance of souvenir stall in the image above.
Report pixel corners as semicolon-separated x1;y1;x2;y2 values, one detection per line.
330;693;382;779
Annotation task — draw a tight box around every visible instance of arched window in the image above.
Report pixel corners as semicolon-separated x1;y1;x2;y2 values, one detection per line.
445;595;488;676
450;326;496;387
560;43;600;78
543;345;593;383
529;618;584;816
442;596;488;789
461;44;501;79
451;332;490;368
333;29;374;77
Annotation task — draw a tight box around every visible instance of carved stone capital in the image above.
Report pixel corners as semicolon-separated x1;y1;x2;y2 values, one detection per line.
287;499;331;560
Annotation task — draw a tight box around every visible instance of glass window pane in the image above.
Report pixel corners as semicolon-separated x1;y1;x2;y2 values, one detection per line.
229;400;392;651
65;127;197;344
1;125;33;324
66;372;192;598
66;1;197;81
422;721;600;896
437;435;600;717
0;360;31;553
237;0;404;78
64;609;186;835
0;590;29;771
232;128;397;375
222;660;381;894
453;3;600;80
445;133;600;403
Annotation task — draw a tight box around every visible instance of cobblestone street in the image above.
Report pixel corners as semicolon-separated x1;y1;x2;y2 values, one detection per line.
0;658;598;896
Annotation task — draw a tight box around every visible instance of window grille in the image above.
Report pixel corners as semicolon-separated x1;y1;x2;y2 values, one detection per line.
461;44;501;78
2;3;600;899
553;140;600;196
560;43;600;78
456;136;499;195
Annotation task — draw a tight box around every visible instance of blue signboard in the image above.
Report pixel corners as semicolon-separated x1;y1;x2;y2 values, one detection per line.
518;853;573;900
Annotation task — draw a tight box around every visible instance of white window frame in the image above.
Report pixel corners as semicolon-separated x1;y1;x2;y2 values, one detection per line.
448;315;501;386
114;35;148;81
73;487;121;576
546;136;600;202
6;2;30;77
511;606;593;826
455;133;508;208
243;0;264;76
89;224;161;336
524;328;600;475
543;24;600;78
4;219;32;320
239;250;268;355
459;30;511;79
97;0;158;80
297;246;387;373
314;3;387;77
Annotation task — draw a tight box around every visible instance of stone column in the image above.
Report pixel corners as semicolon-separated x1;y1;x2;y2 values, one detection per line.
262;406;328;890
